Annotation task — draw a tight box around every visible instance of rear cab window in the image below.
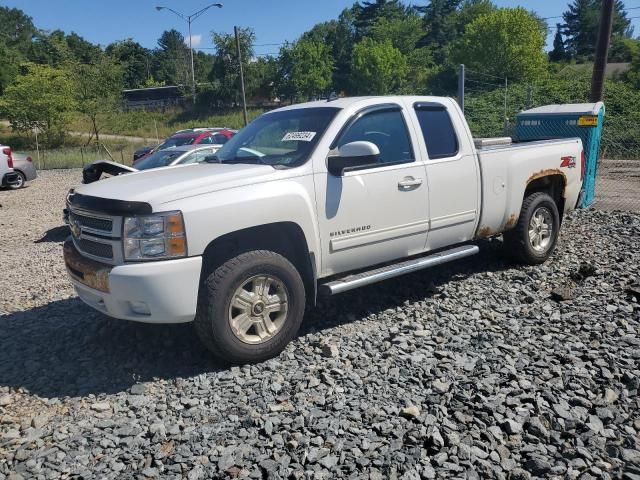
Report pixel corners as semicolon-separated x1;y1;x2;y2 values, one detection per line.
414;103;459;160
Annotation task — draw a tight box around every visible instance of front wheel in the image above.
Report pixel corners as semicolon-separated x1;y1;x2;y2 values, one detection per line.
503;192;560;265
194;250;306;364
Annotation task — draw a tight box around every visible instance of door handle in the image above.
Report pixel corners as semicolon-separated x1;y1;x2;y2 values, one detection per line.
398;177;423;190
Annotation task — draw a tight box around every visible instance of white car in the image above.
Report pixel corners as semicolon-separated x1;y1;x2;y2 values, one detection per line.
0;145;19;188
82;145;221;183
64;96;584;364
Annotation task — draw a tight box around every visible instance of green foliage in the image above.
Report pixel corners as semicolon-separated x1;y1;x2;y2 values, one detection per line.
106;39;151;89
154;29;191;86
352;0;409;39
0;63;76;147
279;40;334;100
626;41;640;89
562;0;632;61
369;14;422;54
351;38;408;94
70;58;123;144
452;7;548;81
208;27;255;106
550;24;567;62
0;6;36;54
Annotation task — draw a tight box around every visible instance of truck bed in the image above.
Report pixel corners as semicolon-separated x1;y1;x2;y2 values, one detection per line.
474;137;583;238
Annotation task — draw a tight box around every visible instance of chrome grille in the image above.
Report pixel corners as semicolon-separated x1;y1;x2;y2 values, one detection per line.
67;205;123;264
69;211;113;233
76;239;114;259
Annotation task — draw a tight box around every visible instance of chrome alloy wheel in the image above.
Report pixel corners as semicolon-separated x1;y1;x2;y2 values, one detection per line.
228;275;289;345
528;206;553;253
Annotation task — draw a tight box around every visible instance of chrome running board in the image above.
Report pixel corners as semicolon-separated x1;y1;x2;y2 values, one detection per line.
319;245;479;295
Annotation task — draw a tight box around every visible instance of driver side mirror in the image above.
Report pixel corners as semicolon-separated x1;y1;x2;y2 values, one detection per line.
327;141;380;176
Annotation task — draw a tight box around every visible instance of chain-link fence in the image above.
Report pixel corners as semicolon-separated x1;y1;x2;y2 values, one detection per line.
461;71;640;213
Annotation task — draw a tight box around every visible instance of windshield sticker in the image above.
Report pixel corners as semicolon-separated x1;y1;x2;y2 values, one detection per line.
282;131;317;142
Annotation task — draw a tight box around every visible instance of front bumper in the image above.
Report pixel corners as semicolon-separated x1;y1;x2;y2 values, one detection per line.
1;172;19;187
64;240;202;324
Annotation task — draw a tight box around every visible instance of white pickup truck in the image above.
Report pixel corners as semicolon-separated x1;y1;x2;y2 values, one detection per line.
64;96;584;363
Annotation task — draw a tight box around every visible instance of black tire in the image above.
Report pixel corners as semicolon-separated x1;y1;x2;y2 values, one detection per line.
194;250;306;364
10;171;25;189
503;192;560;265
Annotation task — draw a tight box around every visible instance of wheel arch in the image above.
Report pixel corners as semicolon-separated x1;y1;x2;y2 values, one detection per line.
524;173;566;221
200;222;317;305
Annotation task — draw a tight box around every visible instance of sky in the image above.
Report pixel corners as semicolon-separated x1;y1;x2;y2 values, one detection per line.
1;0;639;56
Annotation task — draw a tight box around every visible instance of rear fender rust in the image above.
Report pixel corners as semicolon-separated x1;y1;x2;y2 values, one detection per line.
526;169;568;197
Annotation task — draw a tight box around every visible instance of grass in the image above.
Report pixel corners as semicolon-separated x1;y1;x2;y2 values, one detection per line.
67;108;265;140
21;142;147;170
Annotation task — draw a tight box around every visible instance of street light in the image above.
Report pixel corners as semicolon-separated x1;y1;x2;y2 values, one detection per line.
156;3;223;104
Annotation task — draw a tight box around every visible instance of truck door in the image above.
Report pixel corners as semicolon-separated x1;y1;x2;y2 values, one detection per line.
315;104;429;276
409;101;480;250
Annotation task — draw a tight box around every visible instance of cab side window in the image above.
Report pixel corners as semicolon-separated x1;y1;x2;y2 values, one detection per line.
337;109;413;166
414;105;459;160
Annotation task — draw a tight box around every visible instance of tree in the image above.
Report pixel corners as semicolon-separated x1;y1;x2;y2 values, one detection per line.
562;0;632;61
0;7;36;54
301;9;356;94
0;41;23;94
624;40;640;88
208;27;255;105
550;24;567;62
351;38;408;94
451;7;547;81
106;39;151;89
369;13;422;54
153;29;190;86
28;30;73;66
0;63;76;147
280;39;334;100
65;32;102;63
70;58;123;144
353;0;408;39
415;0;461;61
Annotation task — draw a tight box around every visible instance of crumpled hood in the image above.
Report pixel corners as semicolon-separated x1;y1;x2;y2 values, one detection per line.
74;163;276;207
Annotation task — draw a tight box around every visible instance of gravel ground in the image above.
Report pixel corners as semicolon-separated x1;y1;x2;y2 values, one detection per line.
0;170;639;480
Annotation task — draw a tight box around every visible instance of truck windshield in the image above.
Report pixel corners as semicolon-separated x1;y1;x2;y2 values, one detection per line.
214;107;340;167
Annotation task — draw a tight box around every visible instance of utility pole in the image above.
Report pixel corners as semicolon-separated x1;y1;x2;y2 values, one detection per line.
457;64;465;114
235;26;248;127
591;0;614;102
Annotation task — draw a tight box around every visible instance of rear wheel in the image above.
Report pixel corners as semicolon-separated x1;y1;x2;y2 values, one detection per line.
10;171;25;189
194;250;306;364
503;192;560;265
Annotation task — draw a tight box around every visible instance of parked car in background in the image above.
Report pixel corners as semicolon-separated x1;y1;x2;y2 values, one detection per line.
133;145;155;161
9;153;37;189
133;129;236;162
0;145;19;188
83;145;220;183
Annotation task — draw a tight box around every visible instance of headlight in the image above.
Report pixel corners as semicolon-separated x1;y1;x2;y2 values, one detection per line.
123;211;187;261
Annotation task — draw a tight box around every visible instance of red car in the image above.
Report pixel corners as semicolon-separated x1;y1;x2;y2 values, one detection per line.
134;129;236;162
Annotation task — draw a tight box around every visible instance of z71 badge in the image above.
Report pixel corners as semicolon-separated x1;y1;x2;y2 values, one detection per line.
560;155;577;168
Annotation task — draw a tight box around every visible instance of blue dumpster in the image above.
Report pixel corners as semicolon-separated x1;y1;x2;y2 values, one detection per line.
515;102;605;208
